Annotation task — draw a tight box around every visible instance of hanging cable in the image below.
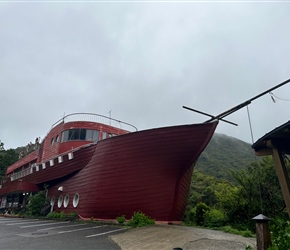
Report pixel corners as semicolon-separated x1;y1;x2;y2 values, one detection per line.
269;92;290;102
246;106;255;144
246;105;264;214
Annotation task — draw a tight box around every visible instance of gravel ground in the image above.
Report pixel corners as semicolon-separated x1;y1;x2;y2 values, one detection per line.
110;224;257;250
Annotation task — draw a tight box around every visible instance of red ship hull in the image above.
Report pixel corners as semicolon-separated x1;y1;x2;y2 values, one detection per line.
47;122;217;222
0;113;217;223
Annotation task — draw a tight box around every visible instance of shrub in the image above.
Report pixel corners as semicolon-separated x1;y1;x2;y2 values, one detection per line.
116;215;126;224
26;189;49;216
194;202;210;226
66;212;78;221
46;211;77;220
268;219;290;250
204;208;226;228
241;230;253;238
221;225;253;237
127;211;155;228
183;207;196;225
47;211;61;219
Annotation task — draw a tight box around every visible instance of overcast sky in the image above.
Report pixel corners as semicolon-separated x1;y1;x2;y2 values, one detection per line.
1;1;290;149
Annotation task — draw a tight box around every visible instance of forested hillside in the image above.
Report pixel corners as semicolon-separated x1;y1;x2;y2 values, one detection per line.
185;133;288;234
196;133;256;181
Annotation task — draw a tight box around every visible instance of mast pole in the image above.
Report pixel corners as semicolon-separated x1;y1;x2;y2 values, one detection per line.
205;78;290;123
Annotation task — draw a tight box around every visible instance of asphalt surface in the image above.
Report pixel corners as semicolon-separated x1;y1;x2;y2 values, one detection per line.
0;217;257;250
0;217;124;250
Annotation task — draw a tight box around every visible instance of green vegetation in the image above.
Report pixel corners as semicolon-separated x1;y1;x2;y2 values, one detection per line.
185;155;289;241
116;215;126;224
26;187;49;216
268;219;290;250
47;211;66;219
196;133;255;181
127;211;155;228
0;141;18;179
46;211;78;221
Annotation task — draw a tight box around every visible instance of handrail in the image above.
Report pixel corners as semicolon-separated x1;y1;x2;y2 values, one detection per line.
7;142;96;183
51;113;138;132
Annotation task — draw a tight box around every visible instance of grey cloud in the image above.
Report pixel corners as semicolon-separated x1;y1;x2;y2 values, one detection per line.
0;2;290;149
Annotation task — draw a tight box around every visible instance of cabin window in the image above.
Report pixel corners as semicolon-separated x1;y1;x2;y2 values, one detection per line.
86;129;93;140
80;129;86;140
93;130;99;141
62;130;69;142
58;195;63;208
69;129;80;140
73;193;79;208
61;129;100;142
64;195;69;208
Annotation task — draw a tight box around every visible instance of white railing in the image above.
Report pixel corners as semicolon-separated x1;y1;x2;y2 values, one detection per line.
9;150;76;182
10;167;31;181
51;113;137;132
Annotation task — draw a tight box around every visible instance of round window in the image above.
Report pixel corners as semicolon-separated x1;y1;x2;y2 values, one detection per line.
51;138;54;146
73;193;79;208
50;196;55;206
64;195;69;208
58;195;63;208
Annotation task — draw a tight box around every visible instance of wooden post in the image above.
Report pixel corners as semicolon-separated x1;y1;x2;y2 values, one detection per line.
268;140;290;218
252;214;271;250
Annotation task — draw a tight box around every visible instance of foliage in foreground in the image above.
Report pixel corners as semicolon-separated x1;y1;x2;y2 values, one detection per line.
26;188;49;216
268;219;290;250
127;211;155;228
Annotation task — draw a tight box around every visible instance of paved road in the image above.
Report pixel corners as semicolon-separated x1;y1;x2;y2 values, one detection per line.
0;217;126;250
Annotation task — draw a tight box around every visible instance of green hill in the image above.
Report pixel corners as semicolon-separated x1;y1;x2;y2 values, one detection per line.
195;133;256;181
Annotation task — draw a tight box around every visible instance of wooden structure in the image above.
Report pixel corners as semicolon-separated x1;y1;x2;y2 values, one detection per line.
0;113;218;223
252;121;290;217
252;214;272;250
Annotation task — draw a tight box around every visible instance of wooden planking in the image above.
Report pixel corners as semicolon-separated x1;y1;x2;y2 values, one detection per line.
48;122;217;222
19;145;96;185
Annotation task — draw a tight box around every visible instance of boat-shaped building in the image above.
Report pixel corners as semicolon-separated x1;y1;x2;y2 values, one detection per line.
0;113;217;223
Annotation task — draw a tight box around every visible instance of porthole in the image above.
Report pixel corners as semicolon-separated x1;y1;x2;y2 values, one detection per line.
56;135;59;143
50;196;55;206
73;193;79;208
64;195;69;208
51;138;54;145
58;195;63;208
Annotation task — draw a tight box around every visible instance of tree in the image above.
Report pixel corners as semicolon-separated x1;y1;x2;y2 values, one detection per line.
0;141;18;179
26;187;49;216
230;157;286;222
